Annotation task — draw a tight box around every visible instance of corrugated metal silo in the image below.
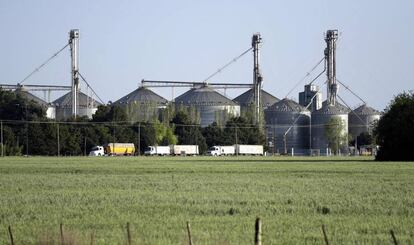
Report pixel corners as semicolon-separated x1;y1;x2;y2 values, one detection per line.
113;86;168;122
265;98;310;155
233;88;279;114
53;91;101;120
16;89;56;119
311;101;350;154
348;104;381;140
174;85;240;127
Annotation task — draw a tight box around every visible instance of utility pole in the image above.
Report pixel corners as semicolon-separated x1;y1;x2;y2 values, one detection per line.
25;103;28;156
57;123;60;157
252;33;263;126
69;29;80;118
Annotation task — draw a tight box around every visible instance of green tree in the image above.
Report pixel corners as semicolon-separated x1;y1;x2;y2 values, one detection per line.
171;110;207;153
325;117;348;155
223;116;265;145
202;122;225;147
375;91;414;161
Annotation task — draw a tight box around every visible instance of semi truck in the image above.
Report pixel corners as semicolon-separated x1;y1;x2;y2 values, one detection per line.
89;143;135;156
207;145;264;156
144;146;171;156
207;146;235;156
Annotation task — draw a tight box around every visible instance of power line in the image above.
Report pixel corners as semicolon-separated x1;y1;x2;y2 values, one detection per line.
19;43;70;84
284;57;325;98
78;72;105;104
202;47;253;83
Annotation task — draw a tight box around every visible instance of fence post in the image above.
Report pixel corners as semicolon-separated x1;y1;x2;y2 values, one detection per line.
254;218;261;245
1;120;3;157
322;224;329;245
390;230;398;245
60;223;64;245
187;221;193;245
126;222;132;245
8;225;14;245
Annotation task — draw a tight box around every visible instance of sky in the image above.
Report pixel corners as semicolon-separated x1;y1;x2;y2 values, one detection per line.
1;0;413;111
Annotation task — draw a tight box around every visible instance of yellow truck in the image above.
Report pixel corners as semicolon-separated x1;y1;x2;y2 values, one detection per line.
103;143;135;156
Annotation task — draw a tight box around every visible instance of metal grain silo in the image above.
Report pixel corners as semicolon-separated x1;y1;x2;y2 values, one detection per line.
234;88;279;115
348;104;381;140
174;85;240;127
16;88;56;119
113;86;168;122
311;101;350;154
53;91;101;120
265;98;310;155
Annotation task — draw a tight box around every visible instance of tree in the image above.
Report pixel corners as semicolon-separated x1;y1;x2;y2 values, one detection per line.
223;116;265;145
325;117;348;155
171;110;207;153
202;122;225;147
374;91;414;161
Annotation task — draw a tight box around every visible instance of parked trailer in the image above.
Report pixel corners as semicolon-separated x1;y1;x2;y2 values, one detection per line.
104;143;135;156
207;146;236;156
144;146;171;156
172;145;199;156
235;145;263;156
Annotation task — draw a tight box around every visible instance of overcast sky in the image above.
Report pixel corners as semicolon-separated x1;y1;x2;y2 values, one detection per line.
1;0;413;111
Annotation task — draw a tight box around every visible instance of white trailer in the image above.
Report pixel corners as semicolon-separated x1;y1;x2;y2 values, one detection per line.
236;145;263;156
144;146;170;156
207;146;235;156
172;145;199;156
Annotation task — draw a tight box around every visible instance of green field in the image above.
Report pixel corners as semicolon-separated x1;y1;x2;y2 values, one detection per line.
0;156;413;244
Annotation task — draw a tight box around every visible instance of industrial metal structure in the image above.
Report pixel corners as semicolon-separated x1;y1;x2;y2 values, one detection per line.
252;33;263;125
234;88;279;114
265;98;310;155
174;85;240;127
348;104;381;141
299;84;322;112
113;86;169;122
311;30;350;154
53;91;101;120
15;87;56;119
69;29;80;118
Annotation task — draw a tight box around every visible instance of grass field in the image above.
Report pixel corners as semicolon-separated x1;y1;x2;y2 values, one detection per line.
0;156;413;244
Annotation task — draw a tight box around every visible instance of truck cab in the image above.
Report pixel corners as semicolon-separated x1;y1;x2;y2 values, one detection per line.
144;146;156;155
89;146;105;156
207;146;221;156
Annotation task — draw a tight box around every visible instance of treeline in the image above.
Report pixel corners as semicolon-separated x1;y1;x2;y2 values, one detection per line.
0;90;265;156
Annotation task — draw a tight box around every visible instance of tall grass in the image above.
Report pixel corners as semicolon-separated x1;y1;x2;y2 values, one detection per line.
0;156;413;244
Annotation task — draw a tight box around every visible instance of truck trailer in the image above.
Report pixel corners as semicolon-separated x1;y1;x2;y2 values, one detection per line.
235;144;263;156
171;145;199;156
104;143;135;156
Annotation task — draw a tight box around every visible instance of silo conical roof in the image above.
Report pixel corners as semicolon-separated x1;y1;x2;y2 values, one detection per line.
114;86;168;105
53;91;101;108
16;89;51;108
267;98;309;113
233;88;279;107
175;86;237;106
313;100;350;115
351;104;381;115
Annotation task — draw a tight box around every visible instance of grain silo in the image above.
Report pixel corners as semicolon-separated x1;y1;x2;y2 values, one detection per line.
15;88;56;119
174;85;240;127
53;91;101;120
265;98;310;155
233;88;280;112
348;104;381;140
113;86;168;122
